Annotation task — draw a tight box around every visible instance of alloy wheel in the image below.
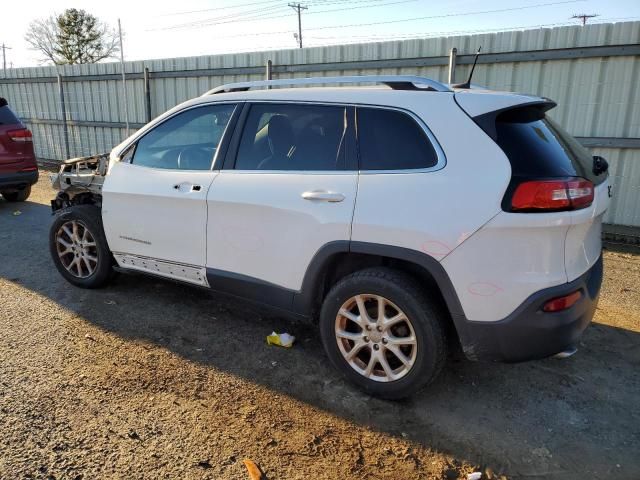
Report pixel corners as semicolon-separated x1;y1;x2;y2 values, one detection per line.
335;294;417;382
55;220;99;278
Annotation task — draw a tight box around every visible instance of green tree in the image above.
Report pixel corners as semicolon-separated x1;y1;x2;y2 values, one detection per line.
25;9;119;65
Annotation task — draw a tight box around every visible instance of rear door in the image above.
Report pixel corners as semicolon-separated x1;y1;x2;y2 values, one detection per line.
205;102;357;302
102;103;238;285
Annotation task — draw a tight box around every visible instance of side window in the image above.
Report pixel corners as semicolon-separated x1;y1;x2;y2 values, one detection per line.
132;104;236;170
357;108;438;170
235;103;347;171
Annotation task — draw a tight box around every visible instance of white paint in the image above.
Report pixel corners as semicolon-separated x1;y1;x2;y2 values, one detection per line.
205;171;357;290
565;180;610;281
351;94;510;263
100;85;608;324
102;161;217;266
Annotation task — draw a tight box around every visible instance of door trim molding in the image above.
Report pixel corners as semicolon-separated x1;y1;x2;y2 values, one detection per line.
113;253;209;287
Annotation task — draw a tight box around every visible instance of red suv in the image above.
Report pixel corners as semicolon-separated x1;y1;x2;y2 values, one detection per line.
0;97;38;202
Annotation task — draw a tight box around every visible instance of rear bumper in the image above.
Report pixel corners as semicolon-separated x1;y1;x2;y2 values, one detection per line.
454;253;603;362
0;169;39;190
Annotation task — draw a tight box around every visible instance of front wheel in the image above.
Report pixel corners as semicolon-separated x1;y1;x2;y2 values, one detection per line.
49;205;113;288
319;267;447;399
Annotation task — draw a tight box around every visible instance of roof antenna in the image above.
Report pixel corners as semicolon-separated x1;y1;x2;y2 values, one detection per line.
453;46;482;89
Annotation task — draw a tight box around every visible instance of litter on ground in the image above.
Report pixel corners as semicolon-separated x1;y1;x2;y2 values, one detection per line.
266;331;295;348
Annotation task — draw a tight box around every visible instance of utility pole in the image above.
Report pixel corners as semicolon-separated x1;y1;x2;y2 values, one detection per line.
571;13;598;26
118;19;130;136
288;3;307;48
1;43;12;77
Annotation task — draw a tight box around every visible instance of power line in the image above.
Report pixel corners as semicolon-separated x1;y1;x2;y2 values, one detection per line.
160;4;292;30
303;16;636;45
152;5;293;30
155;0;370;18
305;0;417;16
147;13;639;49
153;15;640;54
152;0;586;33
154;0;408;31
305;0;587;32
156;0;282;17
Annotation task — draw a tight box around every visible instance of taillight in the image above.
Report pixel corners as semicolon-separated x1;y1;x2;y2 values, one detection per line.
511;178;594;212
543;290;582;312
7;128;33;142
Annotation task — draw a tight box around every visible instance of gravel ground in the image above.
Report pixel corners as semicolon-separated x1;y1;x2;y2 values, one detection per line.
0;175;639;479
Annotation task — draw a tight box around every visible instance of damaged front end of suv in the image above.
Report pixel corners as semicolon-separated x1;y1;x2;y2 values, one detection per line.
50;153;109;213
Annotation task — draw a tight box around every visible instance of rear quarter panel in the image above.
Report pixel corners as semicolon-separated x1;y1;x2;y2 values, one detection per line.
565;179;609;281
441;211;571;321
351;93;510;267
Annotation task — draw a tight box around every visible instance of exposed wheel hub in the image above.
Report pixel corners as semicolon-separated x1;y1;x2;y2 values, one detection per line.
368;328;383;343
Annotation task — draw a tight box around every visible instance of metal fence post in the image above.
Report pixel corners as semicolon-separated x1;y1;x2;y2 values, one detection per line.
57;74;70;160
266;60;272;89
266;60;273;80
448;47;457;84
143;66;152;122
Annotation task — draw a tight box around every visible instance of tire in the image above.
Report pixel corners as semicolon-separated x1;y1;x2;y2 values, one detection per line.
319;267;447;399
2;185;31;202
49;205;113;288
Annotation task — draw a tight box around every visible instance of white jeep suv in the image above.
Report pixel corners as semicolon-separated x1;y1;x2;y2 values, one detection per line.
49;76;610;399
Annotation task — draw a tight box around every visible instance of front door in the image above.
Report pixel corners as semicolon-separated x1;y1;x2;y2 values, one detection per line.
206;102;357;300
102;103;237;285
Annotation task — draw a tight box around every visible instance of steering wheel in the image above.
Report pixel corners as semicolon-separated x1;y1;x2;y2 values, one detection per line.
177;146;214;170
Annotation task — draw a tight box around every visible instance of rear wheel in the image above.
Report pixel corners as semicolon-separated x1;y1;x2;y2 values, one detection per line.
49;205;113;288
319;267;447;399
1;185;31;202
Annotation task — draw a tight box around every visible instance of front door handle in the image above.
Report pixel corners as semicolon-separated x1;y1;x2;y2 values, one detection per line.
302;190;345;203
173;182;202;193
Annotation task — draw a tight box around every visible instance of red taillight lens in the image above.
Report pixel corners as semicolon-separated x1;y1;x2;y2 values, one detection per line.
7;128;33;142
511;178;594;212
566;179;594;209
543;290;582;312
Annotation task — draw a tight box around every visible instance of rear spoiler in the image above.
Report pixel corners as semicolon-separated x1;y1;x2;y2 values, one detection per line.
471;100;556;141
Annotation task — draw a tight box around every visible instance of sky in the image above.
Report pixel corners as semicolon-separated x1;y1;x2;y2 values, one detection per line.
2;0;640;68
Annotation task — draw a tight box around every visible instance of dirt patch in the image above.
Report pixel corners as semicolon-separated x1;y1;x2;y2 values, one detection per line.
0;176;638;479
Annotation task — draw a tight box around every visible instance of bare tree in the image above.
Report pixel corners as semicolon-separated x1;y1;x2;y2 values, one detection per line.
25;9;119;65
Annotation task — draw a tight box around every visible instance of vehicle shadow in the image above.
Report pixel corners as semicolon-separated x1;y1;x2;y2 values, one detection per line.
1;199;639;479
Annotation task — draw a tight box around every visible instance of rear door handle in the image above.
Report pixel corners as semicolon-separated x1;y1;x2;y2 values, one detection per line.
301;190;345;202
173;182;202;192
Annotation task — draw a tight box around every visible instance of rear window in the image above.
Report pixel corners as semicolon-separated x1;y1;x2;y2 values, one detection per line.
0;105;21;126
356;108;438;171
495;107;604;185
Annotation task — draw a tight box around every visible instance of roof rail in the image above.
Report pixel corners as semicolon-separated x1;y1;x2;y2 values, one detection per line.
203;75;452;96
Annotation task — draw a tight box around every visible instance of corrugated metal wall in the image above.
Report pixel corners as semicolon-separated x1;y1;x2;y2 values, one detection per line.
1;21;639;226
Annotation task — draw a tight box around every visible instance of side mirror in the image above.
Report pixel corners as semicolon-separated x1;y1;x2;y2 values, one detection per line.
592;155;608;176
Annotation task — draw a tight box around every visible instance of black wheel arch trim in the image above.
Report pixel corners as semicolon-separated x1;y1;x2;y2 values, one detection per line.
293;240;465;319
206;240;465;322
347;241;465;317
